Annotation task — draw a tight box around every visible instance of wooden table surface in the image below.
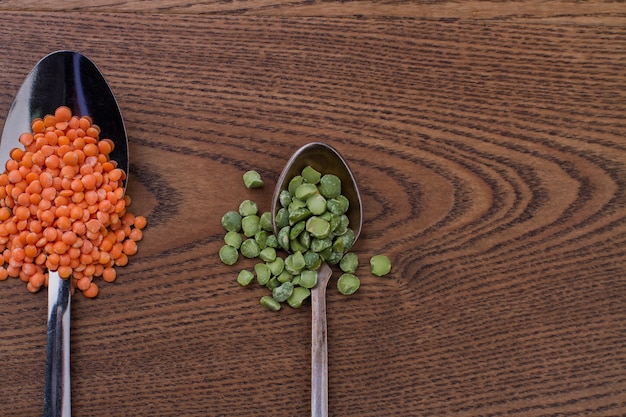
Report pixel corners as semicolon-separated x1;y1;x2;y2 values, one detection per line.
1;2;625;416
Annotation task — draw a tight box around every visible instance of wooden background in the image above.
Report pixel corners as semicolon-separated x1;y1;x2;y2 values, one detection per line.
0;2;625;416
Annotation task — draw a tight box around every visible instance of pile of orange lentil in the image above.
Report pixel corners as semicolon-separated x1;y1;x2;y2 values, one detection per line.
0;105;146;298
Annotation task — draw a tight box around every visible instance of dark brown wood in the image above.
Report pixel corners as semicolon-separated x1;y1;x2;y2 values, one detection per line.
0;7;625;417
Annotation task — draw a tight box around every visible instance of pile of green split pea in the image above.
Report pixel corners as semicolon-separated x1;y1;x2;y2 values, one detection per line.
219;168;391;311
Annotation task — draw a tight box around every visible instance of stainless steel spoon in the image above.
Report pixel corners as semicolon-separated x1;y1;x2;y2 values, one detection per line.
271;142;362;417
0;50;128;417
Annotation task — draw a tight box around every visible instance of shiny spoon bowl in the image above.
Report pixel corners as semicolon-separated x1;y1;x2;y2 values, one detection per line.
0;50;129;417
271;142;362;417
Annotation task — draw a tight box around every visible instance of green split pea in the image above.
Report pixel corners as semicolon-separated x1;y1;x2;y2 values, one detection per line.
221;164;391;311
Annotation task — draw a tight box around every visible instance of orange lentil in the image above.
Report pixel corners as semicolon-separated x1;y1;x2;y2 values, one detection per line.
59;253;71;266
14;206;30;221
44;154;60;169
31;118;45;133
108;168;124;182
68;116;79;130
43;115;56;128
55;205;70;218
30;271;45;288
45;253;60;270
82;282;98;298
68;243;81;255
26;178;42;193
85;219;101;234
41;187;56;201
17;193;30;207
7;265;21;278
52;177;63;192
61;231;78;246
71;192;84;204
94;264;104;276
109;242;123;259
24;245;38;258
10;148;25;162
34;137;46;151
25;232;38;245
58;265;72;279
19;133;34;147
11;247;26;262
62;151;79;166
35;252;46;265
109;212;120;227
98;251;111;265
99;238;113;252
5;221;18;235
86;127;100;139
76;276;91;291
73;135;85;149
72;220;86;236
0;106;144;298
129;228;143;242
97;140;112;155
78;117;90;131
83;143;99;157
54;106;72;122
102;267;116;283
40;146;52;158
69;205;83;220
56;216;72;230
57;136;70;147
45;131;59;146
8;170;22;184
39;172;53;188
122;239;137;256
114;253;128;267
0;207;11;221
60;165;76;179
53;240;68;255
10;185;22;200
6;159;19;172
82;174;96;190
83;262;96;276
21;153;34;169
96;211;110;226
69;258;80;270
16;219;28;231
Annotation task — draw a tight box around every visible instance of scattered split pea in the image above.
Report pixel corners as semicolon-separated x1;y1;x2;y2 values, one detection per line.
220;165;395;311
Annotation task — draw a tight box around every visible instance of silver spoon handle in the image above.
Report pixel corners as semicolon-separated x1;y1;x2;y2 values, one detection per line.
44;271;71;417
311;264;332;417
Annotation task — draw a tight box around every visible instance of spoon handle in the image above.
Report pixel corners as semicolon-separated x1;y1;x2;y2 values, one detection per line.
311;263;332;417
44;271;72;417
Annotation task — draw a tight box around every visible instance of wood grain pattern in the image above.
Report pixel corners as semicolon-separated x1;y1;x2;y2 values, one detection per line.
0;6;625;417
0;0;625;22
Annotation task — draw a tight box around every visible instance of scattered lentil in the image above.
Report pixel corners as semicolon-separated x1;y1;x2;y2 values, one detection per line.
0;106;145;297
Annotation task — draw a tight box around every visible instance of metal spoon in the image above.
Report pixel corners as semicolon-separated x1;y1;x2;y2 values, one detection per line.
0;50;128;417
271;142;362;417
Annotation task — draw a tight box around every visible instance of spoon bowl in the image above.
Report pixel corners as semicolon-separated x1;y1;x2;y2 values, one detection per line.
271;142;362;417
1;50;129;417
271;142;362;239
